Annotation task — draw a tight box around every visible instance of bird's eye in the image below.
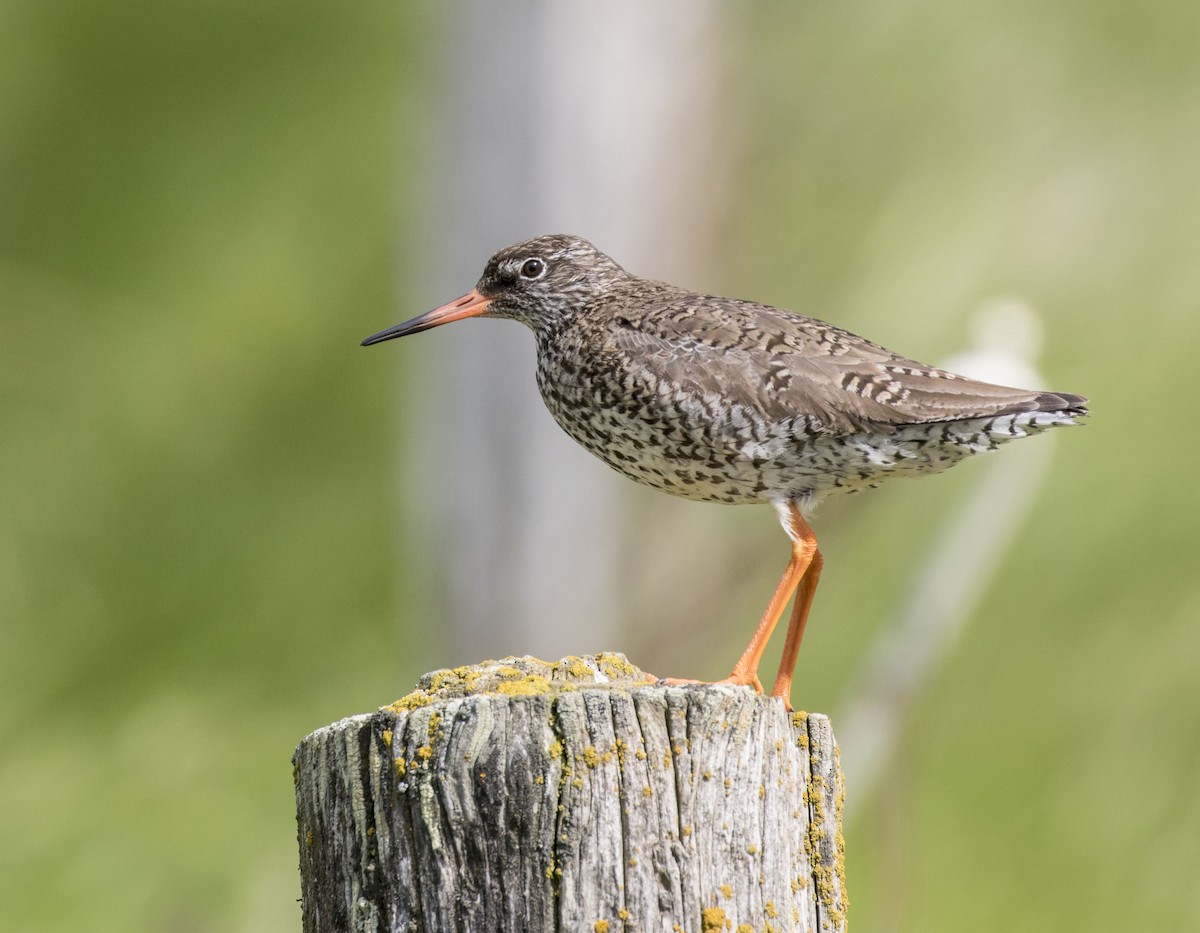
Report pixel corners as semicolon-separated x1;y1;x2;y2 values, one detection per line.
520;258;546;279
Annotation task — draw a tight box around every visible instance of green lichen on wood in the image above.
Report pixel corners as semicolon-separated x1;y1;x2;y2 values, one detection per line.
496;674;552;696
801;716;848;931
832;746;848;923
564;655;596;678
701;906;728;932
385;653;650;710
389;690;434;712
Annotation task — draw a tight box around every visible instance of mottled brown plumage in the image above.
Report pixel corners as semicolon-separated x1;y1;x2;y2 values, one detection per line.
363;234;1087;707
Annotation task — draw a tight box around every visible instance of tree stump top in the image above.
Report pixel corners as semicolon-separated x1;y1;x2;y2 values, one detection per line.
295;654;847;933
389;653;654;708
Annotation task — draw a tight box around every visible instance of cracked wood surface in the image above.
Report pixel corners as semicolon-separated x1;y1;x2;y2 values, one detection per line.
294;654;847;933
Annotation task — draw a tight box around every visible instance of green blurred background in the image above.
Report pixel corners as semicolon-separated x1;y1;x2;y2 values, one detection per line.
2;1;1198;931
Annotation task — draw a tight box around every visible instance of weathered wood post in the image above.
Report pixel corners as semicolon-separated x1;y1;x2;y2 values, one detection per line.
294;654;847;933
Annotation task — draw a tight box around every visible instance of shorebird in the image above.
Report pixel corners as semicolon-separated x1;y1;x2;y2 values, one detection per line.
363;234;1086;707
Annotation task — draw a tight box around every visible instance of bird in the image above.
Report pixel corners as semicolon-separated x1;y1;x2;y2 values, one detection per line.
362;234;1087;708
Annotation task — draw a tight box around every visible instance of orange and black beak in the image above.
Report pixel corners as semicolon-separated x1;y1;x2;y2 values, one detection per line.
360;289;493;346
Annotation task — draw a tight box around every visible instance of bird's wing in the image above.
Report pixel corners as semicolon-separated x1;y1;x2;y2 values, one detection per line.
601;292;1086;434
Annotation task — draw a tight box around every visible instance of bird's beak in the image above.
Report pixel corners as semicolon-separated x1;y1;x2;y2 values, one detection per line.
360;289;493;346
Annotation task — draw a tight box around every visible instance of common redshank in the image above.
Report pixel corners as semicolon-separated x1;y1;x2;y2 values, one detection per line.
363;234;1087;707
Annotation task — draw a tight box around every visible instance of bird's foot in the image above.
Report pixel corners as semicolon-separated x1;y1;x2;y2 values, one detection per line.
714;672;765;694
646;673;783;703
768;678;795;712
651;675;706;686
717;672;796;711
648;674;765;693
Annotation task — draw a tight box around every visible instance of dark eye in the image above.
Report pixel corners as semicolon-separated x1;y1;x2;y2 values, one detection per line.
520;258;546;279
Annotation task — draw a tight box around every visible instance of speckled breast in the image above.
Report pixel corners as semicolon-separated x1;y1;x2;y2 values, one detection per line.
533;337;853;506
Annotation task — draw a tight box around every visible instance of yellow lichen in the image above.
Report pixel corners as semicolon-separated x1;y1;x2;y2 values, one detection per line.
496;675;551;696
618;907;630;921
700;906;727;933
746;843;758;855
583;745;601;768
596;652;636;678
804;756;847;930
390;655;652;714
834;748;849;922
417;744;433;760
381;729;393;747
642;786;652;797
305;829;313;847
765;900;778;918
427;669;457;691
461;665;484;679
594;922;610;933
389;690;434;711
393;757;406;776
719;884;732;898
736;925;755;933
566;655;594;678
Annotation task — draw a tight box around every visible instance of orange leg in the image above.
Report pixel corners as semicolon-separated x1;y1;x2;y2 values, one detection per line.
719;502;819;698
768;541;822;710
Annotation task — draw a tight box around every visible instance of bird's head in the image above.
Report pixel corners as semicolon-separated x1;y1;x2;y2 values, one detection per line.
361;234;624;346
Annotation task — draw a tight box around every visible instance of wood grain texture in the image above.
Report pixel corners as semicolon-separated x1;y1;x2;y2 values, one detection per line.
294;654;846;933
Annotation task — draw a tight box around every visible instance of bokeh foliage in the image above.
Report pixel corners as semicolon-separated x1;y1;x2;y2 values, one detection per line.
2;1;1199;931
2;2;423;930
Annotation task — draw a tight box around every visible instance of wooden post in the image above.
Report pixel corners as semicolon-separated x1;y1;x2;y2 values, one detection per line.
294;654;847;933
